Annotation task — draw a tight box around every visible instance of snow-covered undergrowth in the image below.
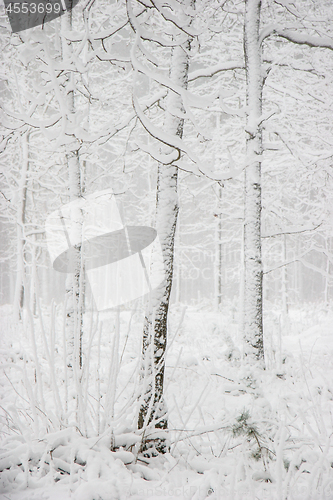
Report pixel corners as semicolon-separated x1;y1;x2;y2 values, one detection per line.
1;302;333;499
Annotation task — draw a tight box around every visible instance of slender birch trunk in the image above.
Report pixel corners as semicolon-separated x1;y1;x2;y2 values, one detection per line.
281;234;288;316
243;0;265;365
175;222;181;304
13;132;29;321
324;238;330;304
138;36;191;453
215;184;223;311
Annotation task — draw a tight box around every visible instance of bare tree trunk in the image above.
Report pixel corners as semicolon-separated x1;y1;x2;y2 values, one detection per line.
138;37;190;454
243;0;265;365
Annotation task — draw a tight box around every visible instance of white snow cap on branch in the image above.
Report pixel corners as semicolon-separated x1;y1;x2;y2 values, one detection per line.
260;24;333;49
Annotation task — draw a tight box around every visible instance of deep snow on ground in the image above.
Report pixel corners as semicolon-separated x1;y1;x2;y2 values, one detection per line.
1;302;333;499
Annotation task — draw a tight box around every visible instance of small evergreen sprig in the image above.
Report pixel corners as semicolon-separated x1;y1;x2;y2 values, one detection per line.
231;409;269;472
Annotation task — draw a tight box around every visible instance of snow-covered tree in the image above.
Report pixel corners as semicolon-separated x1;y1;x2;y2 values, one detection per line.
243;0;265;364
239;0;333;365
125;0;197;452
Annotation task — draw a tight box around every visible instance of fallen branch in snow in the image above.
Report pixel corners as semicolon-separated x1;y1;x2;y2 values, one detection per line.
211;373;235;383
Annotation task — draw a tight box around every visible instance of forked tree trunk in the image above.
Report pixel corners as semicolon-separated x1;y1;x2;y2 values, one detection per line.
243;0;265;365
138;36;191;453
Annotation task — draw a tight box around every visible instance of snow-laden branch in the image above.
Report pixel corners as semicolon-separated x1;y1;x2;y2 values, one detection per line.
127;1;245;181
149;0;199;38
263;247;312;275
273;0;302;19
188;61;244;81
62;20;129;43
0;131;17;152
127;29;222;142
133;94;192;164
126;0;187;47
87;40;131;64
262;223;322;239
263;126;310;167
60;5;146;43
134;139;180;165
126;2;160;66
260;24;333;50
265;253;332;280
94;89;167;145
0;107;62;130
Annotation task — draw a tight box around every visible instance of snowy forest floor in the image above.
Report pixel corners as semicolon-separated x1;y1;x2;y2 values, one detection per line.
1;301;333;500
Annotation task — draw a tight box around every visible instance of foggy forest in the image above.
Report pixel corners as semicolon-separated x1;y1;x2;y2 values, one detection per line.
1;0;333;499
